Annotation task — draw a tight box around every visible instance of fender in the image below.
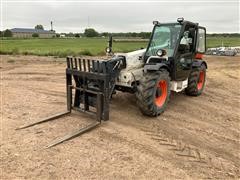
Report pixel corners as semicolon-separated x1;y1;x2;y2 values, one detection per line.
192;59;207;69
144;63;170;73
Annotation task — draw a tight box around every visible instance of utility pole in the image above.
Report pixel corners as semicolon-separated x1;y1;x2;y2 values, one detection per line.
51;21;53;31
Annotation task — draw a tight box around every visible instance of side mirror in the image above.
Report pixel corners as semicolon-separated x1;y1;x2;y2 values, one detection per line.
105;47;112;53
106;35;113;55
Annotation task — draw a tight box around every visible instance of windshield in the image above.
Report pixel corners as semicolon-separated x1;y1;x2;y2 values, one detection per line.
145;24;182;57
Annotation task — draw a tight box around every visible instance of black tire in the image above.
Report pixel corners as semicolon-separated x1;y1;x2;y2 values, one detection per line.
136;69;171;116
185;64;206;96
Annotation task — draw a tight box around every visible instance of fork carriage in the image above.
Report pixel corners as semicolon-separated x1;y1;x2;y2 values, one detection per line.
66;56;125;120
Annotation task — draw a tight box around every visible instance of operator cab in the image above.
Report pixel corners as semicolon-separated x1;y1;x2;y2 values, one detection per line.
144;18;206;81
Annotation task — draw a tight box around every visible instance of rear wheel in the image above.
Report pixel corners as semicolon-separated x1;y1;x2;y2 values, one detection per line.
185;64;206;96
136;69;171;116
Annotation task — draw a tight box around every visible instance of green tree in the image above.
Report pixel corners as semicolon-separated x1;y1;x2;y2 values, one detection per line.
84;28;99;37
35;25;44;30
101;32;109;37
0;31;2;37
32;33;39;37
3;29;12;37
131;32;137;37
66;32;74;37
75;33;80;38
139;32;151;39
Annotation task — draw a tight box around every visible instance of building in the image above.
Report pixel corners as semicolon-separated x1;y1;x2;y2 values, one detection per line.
10;28;56;38
60;33;66;38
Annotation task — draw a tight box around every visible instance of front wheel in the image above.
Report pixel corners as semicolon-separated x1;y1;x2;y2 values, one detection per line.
185;64;206;96
136;69;171;116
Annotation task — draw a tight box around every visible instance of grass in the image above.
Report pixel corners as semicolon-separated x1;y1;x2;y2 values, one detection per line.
0;38;147;57
0;37;239;57
206;37;240;48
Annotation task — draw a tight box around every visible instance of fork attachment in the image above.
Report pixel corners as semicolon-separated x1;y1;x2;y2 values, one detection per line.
66;56;125;120
16;56;125;148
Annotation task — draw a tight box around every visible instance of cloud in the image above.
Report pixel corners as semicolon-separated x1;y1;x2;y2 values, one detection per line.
2;1;239;33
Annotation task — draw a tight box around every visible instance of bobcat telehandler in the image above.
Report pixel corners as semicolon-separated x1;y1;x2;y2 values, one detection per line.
17;18;207;148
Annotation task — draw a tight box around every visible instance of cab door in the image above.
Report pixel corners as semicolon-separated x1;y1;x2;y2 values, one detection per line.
175;27;196;80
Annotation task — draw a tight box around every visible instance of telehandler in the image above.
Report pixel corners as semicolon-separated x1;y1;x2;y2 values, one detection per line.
17;18;207;148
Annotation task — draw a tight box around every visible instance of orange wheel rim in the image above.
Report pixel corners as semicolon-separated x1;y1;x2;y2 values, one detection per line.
155;80;168;107
197;71;205;90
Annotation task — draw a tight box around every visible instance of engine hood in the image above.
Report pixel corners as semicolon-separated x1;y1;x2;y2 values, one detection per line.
115;49;146;71
115;48;146;58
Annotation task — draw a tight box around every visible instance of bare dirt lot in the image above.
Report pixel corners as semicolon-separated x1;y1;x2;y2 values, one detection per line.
1;55;239;179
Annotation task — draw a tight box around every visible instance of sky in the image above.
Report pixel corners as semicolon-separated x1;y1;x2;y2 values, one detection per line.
1;0;239;33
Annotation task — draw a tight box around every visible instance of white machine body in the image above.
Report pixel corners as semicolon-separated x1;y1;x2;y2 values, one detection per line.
114;49;188;92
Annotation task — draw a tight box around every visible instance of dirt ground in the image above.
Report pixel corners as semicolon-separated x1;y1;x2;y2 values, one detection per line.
0;55;239;179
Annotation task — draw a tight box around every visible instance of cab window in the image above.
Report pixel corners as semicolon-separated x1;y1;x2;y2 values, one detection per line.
197;28;206;53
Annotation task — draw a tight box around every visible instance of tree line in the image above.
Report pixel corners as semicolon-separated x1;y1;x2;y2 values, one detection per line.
1;26;239;38
61;28;240;38
57;28;152;39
